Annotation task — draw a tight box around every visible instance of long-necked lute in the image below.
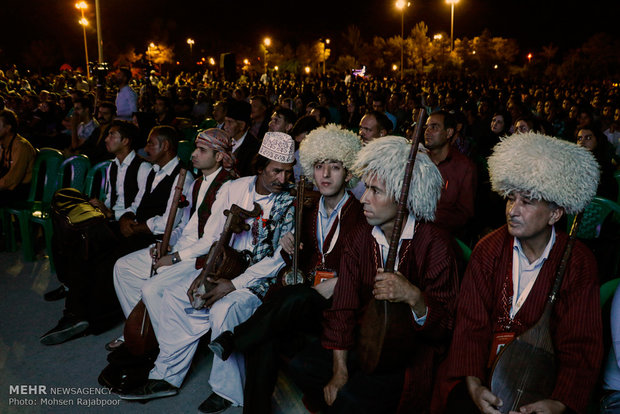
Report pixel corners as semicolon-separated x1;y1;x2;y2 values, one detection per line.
190;202;262;309
489;213;583;413
124;167;188;356
357;108;426;374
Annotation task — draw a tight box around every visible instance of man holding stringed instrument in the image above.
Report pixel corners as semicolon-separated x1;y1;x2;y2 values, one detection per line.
207;124;365;413
118;132;297;414
109;128;236;351
443;132;603;414
289;135;460;413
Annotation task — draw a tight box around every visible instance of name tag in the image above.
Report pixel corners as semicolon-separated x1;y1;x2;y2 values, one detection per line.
313;269;336;286
487;332;515;368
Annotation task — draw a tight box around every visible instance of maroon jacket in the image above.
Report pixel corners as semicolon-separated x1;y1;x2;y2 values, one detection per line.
444;225;602;413
322;221;460;413
434;146;477;234
298;193;367;275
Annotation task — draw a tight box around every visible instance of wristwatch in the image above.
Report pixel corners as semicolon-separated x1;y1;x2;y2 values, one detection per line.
171;252;181;264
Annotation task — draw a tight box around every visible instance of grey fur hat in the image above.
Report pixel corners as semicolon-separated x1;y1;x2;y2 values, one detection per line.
488;132;600;214
352;136;443;221
300;124;362;188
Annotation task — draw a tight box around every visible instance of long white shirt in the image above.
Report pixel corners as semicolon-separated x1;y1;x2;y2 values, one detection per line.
169;167;222;248
128;157;193;235
104;150;151;220
176;175;288;291
115;85;138;121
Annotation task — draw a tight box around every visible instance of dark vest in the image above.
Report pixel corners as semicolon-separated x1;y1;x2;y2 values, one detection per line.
191;168;236;269
135;162;182;222
109;154;145;209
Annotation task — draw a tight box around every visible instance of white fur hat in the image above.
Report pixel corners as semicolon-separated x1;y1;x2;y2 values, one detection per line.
259;132;295;163
300;124;363;188
488;132;600;214
353;136;443;221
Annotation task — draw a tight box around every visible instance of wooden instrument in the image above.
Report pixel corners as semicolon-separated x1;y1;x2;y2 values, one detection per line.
489;213;583;413
357;108;426;374
190;202;262;309
280;175;310;286
123;167;188;356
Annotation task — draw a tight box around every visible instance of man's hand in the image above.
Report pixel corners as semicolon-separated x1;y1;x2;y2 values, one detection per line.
187;274;203;303
154;254;174;270
323;370;348;406
88;198;113;218
200;278;235;308
280;232;302;255
509;399;566;414
119;216;135;237
466;376;502;414
323;349;348;406
373;268;425;316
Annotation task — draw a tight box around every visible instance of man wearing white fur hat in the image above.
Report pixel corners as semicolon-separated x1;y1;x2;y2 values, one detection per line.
289;136;460;413
119;132;296;413
444;132;603;414
208;124;366;413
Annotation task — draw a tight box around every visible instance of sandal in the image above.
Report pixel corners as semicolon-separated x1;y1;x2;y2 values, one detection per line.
105;338;125;351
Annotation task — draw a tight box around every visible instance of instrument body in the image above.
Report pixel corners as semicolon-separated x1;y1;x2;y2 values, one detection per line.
489;214;582;412
124;168;187;356
191;202;262;309
358;109;426;374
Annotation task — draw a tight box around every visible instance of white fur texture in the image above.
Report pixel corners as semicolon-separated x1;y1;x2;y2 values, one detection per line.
352;136;443;221
488;132;600;214
300;124;363;188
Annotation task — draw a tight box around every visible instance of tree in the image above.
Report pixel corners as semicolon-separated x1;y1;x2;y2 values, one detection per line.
342;25;363;62
541;43;558;65
406;22;431;74
146;44;175;65
22;40;60;74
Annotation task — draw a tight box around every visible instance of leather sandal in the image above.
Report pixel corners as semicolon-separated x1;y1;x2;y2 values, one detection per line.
105;338;125;351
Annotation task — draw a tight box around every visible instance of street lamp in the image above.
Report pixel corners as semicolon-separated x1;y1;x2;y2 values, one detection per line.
186;38;195;60
446;0;460;52
75;2;90;79
395;0;411;81
320;38;330;75
263;37;271;73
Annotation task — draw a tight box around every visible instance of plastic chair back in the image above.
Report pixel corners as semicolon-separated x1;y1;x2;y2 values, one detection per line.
567;196;620;239
180;126;199;142
455;238;472;263
177;140;195;166
601;278;620;308
84;160;111;200
614;171;620;204
57;155;91;193
28;148;64;204
199;118;217;130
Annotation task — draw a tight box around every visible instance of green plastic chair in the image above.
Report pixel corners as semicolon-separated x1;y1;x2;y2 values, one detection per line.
455;238;472;263
199;118;217;130
56;155;91;192
177;140;195;166
601;278;620;308
180;126;199;142
614;171;620;204
29;155;91;272
4;148;64;261
567;196;620;239
84;160;111;200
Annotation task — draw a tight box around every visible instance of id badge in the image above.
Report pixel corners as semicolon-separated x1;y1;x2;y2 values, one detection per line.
487;332;515;368
313;269;336;286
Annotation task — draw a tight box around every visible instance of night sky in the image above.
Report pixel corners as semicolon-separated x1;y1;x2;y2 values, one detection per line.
1;0;618;69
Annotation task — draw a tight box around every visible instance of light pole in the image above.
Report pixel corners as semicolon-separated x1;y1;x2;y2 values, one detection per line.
446;0;460;52
76;2;90;79
187;38;195;63
263;37;271;74
320;38;330;75
395;0;410;81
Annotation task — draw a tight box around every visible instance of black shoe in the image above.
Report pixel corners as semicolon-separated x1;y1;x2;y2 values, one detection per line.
198;392;232;414
44;285;68;301
40;317;89;345
208;331;234;361
118;379;178;401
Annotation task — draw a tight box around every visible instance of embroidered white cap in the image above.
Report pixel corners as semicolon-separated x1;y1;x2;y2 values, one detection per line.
258;132;295;164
